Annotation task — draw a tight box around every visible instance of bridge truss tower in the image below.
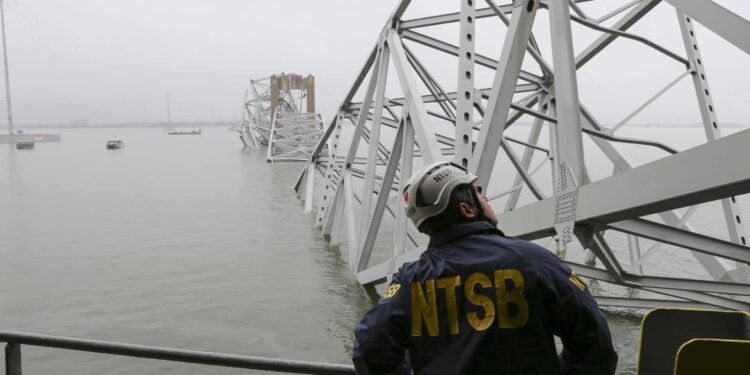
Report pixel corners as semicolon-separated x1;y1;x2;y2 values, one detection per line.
236;73;322;161
297;0;750;310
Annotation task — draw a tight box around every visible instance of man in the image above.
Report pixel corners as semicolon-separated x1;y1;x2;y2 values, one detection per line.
352;162;617;374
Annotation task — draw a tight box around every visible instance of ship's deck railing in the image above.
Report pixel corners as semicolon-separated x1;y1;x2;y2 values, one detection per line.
0;330;355;374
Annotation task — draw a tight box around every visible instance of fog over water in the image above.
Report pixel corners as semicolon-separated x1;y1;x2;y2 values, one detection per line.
3;0;750;125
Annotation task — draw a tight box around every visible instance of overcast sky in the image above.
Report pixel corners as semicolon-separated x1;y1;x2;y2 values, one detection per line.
3;0;749;125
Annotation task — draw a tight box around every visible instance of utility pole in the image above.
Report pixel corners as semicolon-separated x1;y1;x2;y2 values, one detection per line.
1;0;14;135
165;93;172;124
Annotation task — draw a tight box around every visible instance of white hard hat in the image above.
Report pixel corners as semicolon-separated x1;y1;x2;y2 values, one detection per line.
402;162;478;230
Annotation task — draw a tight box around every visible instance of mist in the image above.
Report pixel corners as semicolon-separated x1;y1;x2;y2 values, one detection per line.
3;0;749;126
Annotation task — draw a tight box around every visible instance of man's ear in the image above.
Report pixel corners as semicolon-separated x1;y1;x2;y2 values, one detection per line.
458;202;477;219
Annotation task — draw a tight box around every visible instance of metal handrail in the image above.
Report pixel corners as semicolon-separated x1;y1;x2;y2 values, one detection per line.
0;330;355;374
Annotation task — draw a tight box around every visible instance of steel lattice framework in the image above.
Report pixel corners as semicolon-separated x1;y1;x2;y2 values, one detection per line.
236;77;273;148
267;112;325;162
235;74;322;162
295;0;750;311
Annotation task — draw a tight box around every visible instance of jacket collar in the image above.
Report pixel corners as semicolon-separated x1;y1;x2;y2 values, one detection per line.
427;221;504;248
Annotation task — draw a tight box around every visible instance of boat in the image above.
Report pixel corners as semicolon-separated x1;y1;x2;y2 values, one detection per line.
16;141;34;150
167;128;203;135
106;138;124;149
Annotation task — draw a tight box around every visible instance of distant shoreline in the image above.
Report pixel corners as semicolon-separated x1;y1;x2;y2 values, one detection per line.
9;121;749;130
13;121;236;130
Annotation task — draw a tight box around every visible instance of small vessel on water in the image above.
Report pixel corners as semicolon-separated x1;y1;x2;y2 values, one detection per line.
16;141;34;150
167;128;203;135
106;138;124;149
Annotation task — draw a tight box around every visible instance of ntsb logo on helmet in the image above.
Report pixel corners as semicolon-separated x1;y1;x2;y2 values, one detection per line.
431;168;453;183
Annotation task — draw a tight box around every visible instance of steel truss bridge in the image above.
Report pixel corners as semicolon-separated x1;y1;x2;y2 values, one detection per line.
235;73;324;162
294;0;750;311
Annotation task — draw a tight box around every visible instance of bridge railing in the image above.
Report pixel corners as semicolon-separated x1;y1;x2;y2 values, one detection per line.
0;330;355;374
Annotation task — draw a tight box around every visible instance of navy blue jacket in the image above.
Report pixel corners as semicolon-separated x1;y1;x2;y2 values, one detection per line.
353;221;617;374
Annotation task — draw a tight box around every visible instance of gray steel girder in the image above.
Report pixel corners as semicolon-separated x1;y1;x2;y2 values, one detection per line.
499;129;750;240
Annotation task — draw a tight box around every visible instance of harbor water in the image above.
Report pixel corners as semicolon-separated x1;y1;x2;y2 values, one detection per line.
1;127;748;374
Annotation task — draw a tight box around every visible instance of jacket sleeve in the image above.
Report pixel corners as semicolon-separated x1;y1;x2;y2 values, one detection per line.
539;253;618;375
352;272;411;375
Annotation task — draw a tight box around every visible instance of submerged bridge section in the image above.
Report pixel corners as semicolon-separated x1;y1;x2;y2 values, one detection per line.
295;0;750;311
236;73;323;162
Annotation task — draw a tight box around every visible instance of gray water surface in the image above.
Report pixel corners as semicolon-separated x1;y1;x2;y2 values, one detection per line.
1;128;373;374
3;127;743;374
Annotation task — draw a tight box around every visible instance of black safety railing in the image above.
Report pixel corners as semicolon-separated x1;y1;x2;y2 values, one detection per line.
0;330;356;374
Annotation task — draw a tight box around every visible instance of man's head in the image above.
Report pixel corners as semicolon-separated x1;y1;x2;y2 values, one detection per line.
403;162;498;234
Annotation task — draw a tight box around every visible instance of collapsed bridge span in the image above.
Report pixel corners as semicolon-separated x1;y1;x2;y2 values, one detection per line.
295;0;750;311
